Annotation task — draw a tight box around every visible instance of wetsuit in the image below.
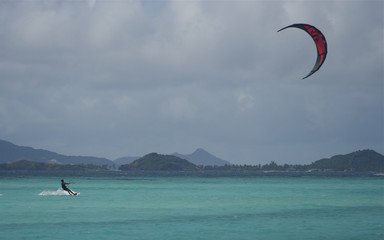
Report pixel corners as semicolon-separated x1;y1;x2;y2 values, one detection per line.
61;182;69;191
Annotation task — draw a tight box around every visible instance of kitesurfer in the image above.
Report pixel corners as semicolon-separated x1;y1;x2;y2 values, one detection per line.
61;179;77;195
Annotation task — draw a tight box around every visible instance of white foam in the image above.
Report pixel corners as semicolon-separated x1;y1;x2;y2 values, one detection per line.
38;188;71;196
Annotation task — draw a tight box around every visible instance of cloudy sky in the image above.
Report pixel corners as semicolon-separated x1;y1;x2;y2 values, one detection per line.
0;0;382;165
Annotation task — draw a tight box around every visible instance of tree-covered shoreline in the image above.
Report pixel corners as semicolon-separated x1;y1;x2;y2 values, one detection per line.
0;149;382;173
0;160;109;171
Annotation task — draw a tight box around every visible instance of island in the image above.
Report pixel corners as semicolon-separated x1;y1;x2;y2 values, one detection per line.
119;153;197;171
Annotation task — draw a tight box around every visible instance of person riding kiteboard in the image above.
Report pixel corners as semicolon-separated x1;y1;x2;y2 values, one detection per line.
61;179;77;195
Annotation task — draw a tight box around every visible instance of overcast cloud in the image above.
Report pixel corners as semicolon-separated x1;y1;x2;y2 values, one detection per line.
0;0;382;164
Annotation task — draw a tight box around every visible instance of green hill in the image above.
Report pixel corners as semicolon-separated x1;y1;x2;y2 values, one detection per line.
119;153;197;171
0;160;109;171
0;139;113;166
309;149;384;172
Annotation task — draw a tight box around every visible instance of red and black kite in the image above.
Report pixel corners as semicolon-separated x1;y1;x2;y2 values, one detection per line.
278;23;327;79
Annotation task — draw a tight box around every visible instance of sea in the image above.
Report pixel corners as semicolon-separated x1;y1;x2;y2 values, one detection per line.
0;171;383;240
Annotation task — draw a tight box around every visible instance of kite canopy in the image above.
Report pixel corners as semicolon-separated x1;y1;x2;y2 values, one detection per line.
278;23;327;79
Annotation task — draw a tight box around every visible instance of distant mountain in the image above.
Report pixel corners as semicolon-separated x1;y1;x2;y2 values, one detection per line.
309;149;384;172
113;156;140;166
0;139;113;166
172;148;230;166
119;153;196;171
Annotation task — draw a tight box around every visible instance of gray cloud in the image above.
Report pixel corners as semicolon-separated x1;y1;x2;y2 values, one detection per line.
0;0;382;164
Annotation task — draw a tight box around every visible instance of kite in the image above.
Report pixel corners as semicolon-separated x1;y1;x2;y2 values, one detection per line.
278;23;327;79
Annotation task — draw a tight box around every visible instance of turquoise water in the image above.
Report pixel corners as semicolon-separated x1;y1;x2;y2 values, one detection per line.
0;174;383;240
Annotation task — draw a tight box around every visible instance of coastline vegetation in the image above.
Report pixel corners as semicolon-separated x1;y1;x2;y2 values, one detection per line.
118;149;383;173
0;160;109;171
0;150;382;173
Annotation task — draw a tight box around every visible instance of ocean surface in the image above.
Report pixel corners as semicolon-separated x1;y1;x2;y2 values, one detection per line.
0;172;383;240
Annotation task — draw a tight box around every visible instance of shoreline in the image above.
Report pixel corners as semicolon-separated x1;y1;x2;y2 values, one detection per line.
0;169;382;177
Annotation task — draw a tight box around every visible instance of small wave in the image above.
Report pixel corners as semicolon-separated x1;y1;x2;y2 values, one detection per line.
0;193;2;196
39;188;71;196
